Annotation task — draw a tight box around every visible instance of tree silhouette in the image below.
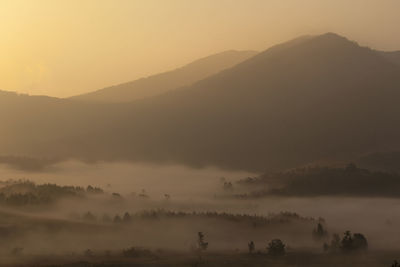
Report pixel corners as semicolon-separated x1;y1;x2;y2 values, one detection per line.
330;233;341;251
345;163;358;172
352;233;368;250
197;232;208;251
84;249;94;257
267;239;285;256
83;211;96;221
123;247;152;257
313;222;328;239
248;241;255;254
324;231;368;253
123;212;132;223
341;231;353;251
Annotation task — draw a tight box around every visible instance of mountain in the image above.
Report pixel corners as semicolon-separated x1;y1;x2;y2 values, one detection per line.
0;90;120;159
2;33;400;172
380;50;400;66
70;50;257;103
69;33;400;171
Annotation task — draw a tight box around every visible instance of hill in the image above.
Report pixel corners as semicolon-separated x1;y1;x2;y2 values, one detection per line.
77;33;400;171
70;50;257;102
379;50;400;66
235;164;400;197
2;33;400;172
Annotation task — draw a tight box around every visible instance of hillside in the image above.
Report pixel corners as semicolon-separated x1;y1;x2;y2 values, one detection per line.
78;33;400;171
235;164;400;197
70;50;257;102
2;33;400;172
379;50;400;66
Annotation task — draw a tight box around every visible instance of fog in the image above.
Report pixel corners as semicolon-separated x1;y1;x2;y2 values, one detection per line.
2;1;400;265
0;160;256;198
1;161;400;256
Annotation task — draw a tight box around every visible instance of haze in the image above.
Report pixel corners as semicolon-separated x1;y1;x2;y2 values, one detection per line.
3;2;400;266
1;0;400;97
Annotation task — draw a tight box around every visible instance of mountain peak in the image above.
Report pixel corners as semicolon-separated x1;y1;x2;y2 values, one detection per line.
312;32;359;46
318;32;347;39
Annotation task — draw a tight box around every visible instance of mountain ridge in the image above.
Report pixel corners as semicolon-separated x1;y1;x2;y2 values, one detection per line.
70;50;257;103
2;33;400;172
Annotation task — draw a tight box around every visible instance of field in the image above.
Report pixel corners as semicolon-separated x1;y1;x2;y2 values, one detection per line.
2;251;399;267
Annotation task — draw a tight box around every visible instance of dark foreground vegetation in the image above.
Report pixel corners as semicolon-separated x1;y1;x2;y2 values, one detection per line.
2;250;399;267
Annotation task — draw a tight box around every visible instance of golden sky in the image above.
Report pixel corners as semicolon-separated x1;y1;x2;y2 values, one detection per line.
1;0;400;97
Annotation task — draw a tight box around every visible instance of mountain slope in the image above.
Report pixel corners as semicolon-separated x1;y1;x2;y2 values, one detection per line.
59;33;400;171
2;33;400;172
380;50;400;66
70;50;257;103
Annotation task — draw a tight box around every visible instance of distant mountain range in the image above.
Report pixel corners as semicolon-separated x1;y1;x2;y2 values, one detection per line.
2;33;400;172
70;50;258;102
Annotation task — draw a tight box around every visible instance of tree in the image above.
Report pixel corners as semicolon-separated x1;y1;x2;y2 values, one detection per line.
324;231;368;253
123;247;152;257
341;231;368;252
248;241;255;254
330;233;341;252
84;249;94;257
345;163;358;172
83;211;96;221
112;192;122;199
313;222;328;239
352;233;368;250
341;231;353;251
123;212;132;223
86;185;104;194
197;232;208;251
139;189;149;198
267;239;285;256
223;182;233;191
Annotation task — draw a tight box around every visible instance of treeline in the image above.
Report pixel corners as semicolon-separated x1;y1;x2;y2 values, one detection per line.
77;209;316;226
236;164;400;197
0;180;103;206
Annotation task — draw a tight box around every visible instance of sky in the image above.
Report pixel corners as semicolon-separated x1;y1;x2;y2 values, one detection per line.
1;0;400;97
